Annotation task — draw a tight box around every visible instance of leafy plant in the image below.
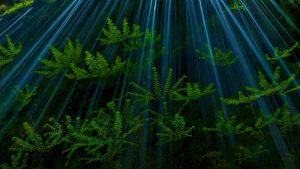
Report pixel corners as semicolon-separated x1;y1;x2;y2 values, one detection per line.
268;105;300;135
36;40;83;78
196;45;238;67
203;111;252;135
2;0;33;16
14;85;37;112
0;152;27;169
265;42;299;64
235;145;267;164
128;67;215;104
66;51;126;80
223;67;300;105
0;35;22;67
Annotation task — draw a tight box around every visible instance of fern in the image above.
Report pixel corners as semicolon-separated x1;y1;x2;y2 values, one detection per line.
268;105;300;135
10;120;63;153
157;113;194;144
196;45;238;67
223;67;300;105
128;67;214;104
235;145;267;164
0;152;27;169
66;51;126;80
203;111;253;135
265;42;299;64
0;35;22;67
2;0;33;16
229;0;246;11
14;85;37;112
99;18;143;52
36;40;83;78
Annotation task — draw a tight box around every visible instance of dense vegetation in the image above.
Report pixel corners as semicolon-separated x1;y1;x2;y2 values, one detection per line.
0;0;300;169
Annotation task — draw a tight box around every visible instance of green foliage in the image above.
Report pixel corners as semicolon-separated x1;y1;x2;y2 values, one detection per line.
128;67;215;104
196;45;238;67
99;18;143;52
99;18;161;53
36;40;83;78
10;119;63;153
268;105;300;135
2;0;33;16
223;67;300;105
203;111;252;135
0;152;27;169
235;145;267;164
229;0;246;11
66;51;126;80
14;85;37;112
0;35;22;67
157;112;195;144
265;42;299;64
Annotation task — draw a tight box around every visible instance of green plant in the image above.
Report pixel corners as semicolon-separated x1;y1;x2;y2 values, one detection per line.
0;152;27;169
196;45;238;67
100;18;142;52
235;145;267;165
0;35;22;67
66;51;126;80
268;105;300;135
128;67;214;104
36;40;83;78
2;0;33;16
203;111;253;135
14;85;37;112
265;42;299;64
223;67;300;105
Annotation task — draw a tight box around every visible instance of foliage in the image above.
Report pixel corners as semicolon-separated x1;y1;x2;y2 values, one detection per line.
128;67;215;104
268;105;300;135
196;45;238;67
0;152;27;169
2;0;33;16
229;0;246;11
66;51;126;80
10;119;63;153
14;85;37;112
36;40;83;78
265;42;299;64
0;35;22;67
99;18;142;52
235;145;267;164
203;111;252;135
8;100;143;166
223;67;300;105
156;111;194;144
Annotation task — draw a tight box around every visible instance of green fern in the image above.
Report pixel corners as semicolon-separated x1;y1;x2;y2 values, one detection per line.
203;111;253;135
223;67;300;105
157;112;195;144
99;18;143;52
2;0;33;16
0;35;22;67
0;152;27;169
128;67;214;104
66;51;126;80
196;45;238;67
10;119;63;153
235;145;267;164
36;40;83;78
268;105;300;135
265;42;299;64
14;85;37;112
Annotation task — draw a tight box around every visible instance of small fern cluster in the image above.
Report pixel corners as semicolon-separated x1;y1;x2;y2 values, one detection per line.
128;67;215;104
196;45;238;67
0;36;22;67
223;67;300;105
